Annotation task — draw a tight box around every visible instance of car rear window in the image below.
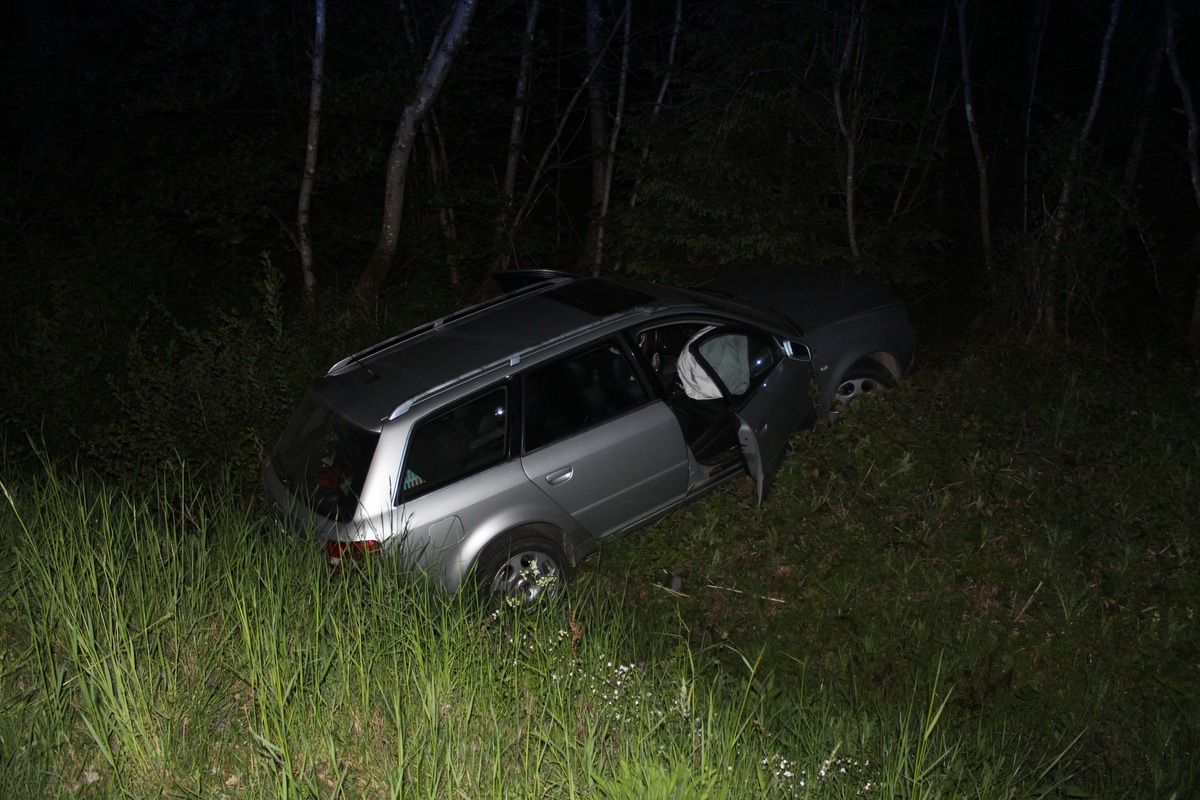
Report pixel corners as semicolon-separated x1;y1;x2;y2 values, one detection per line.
272;395;379;522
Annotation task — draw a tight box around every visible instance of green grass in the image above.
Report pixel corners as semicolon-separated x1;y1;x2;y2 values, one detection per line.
1;345;1196;798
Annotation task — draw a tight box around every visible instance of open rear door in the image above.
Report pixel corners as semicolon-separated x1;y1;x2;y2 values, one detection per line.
685;329;812;504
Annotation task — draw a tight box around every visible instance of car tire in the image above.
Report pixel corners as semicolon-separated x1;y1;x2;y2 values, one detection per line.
829;359;897;422
477;532;569;608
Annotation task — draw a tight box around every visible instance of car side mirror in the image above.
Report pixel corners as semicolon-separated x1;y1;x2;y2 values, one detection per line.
782;340;811;362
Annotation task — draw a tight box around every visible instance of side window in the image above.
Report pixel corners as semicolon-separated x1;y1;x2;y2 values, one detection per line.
398;386;509;501
524;342;650;451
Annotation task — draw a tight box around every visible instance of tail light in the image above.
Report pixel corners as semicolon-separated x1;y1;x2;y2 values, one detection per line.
327;539;380;566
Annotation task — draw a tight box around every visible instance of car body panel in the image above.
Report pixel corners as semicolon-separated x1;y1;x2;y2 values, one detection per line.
729;354;814;504
682;326;814;505
698;266;916;416
698;266;902;331
521;401;689;537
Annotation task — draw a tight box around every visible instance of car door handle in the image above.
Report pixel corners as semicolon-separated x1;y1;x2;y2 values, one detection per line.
545;466;574;486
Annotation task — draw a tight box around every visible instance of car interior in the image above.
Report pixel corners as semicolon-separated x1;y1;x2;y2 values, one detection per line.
636;323;741;468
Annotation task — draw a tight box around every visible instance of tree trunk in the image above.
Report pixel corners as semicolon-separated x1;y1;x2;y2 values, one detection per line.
396;3;462;285
1040;0;1120;340
891;2;951;222
956;0;991;271
356;0;479;304
422;113;461;285
833;0;867;262
510;9;612;237
1164;0;1200;349
1021;0;1047;236
296;0;325;312
492;0;541;272
579;0;611;273
628;0;681;213
1123;16;1165;200
591;0;632;277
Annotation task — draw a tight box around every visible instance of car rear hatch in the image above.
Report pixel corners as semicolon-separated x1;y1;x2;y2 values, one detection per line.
266;394;380;526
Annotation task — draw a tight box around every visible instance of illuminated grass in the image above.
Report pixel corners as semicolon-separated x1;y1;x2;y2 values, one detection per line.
0;459;1092;799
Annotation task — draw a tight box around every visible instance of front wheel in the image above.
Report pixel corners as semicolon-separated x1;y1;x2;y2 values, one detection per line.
829;359;897;422
477;533;569;609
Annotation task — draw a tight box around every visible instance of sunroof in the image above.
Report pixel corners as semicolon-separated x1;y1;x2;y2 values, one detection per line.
543;279;655;316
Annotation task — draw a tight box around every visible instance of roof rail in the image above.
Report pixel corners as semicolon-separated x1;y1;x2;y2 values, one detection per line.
491;269;577;293
385;308;653;421
326;277;572;376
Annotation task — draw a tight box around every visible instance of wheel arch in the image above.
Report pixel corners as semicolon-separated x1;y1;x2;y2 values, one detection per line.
816;350;903;420
449;520;578;594
854;351;903;383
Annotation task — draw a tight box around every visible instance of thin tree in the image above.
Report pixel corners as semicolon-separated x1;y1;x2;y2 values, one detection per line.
1164;0;1200;348
832;0;868;262
1122;20;1165;200
891;1;953;223
508;10;618;241
628;0;681;212
356;0;479;304
492;0;542;272
1038;0;1120;339
579;0;611;272
590;0;632;276
1021;0;1048;236
956;0;991;271
296;0;325;312
398;4;462;285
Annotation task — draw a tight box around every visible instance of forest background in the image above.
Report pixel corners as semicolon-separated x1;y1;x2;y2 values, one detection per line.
3;0;1199;476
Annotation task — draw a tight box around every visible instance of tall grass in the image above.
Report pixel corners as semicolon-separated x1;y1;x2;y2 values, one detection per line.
0;461;1080;798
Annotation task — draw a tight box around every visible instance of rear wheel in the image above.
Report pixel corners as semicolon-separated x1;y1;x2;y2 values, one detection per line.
477;533;569;609
829;359;897;422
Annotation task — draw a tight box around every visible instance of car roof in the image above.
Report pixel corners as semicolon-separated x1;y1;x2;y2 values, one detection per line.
315;276;693;429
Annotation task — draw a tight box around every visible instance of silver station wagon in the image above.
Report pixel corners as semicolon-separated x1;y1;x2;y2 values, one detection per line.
265;267;916;605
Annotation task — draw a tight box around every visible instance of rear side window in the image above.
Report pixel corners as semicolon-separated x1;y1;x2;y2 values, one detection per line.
399;386;509;501
523;342;650;450
272;396;379;523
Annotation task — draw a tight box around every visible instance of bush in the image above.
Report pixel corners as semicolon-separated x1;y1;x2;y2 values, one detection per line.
87;259;338;487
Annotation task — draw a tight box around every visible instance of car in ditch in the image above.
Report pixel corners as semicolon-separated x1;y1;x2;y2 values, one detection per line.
264;267;915;605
